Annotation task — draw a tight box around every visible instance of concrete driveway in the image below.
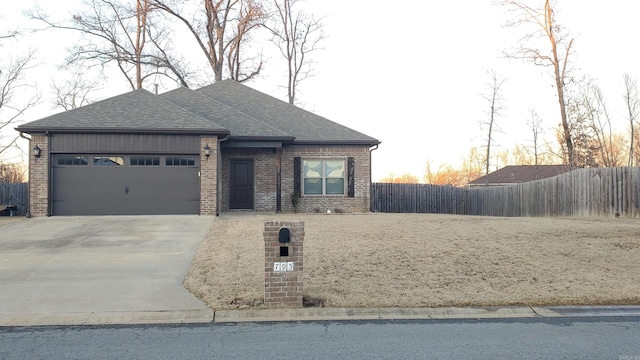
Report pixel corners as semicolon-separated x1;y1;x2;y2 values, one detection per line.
0;215;214;326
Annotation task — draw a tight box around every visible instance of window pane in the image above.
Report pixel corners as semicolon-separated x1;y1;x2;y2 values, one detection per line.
131;156;160;166
326;178;344;194
166;157;195;166
304;178;322;194
325;160;344;178
57;156;88;166
303;160;322;178
94;156;124;166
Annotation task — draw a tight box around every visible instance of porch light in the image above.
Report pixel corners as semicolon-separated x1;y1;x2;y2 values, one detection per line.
33;145;41;158
204;144;211;158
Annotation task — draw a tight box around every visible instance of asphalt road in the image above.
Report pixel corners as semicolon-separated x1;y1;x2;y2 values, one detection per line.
1;317;640;359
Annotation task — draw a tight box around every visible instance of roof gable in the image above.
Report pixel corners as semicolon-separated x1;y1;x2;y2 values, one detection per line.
16;89;228;135
196;80;379;145
469;165;571;185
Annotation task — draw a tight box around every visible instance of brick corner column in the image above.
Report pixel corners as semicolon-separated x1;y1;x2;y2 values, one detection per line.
200;137;218;215
29;134;49;217
264;221;304;308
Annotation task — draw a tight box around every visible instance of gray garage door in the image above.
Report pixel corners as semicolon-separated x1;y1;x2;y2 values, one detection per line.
52;154;200;215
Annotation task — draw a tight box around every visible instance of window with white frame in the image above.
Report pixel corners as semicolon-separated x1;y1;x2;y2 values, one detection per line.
303;159;345;195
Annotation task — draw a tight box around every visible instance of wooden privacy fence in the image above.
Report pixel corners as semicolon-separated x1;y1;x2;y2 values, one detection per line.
0;183;28;216
371;167;640;218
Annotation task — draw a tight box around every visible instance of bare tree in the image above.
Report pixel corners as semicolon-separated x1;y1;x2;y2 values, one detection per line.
0;32;18;41
1;48;40;156
266;0;325;105
564;95;600;168
51;73;102;110
461;146;485;185
480;70;506;182
29;0;189;90
527;108;543;168
0;162;26;183
623;73;639;166
499;0;576;167
581;81;618;167
227;0;267;81
152;0;266;83
423;161;465;187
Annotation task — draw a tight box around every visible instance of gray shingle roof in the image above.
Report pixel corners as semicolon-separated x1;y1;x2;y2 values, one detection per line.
196;80;379;145
16;89;228;135
17;80;380;146
160;87;293;140
468;165;571;185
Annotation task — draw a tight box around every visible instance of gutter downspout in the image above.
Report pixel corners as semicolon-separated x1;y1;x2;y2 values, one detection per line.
216;134;230;216
369;143;379;212
276;146;282;212
19;132;32;218
47;132;51;216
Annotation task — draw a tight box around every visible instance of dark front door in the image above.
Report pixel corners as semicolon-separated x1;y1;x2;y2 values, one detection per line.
230;160;253;210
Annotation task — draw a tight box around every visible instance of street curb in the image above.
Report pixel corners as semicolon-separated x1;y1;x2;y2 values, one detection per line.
214;306;553;323
3;306;640;327
0;309;214;327
214;305;640;323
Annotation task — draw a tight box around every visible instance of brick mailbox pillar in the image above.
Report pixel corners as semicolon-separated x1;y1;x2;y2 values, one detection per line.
264;221;304;308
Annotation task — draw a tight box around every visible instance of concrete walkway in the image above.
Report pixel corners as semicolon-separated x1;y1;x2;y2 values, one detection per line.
0;216;214;326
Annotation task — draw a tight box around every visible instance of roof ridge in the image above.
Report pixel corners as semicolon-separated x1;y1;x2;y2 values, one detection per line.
213;80;363;132
156;87;228;130
191;85;294;138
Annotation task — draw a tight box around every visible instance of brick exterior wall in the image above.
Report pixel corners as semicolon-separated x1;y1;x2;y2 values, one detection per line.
220;148;278;212
281;146;372;213
28;134;49;217
264;221;304;308
27;135;370;216
200;137;218;215
219;146;372;213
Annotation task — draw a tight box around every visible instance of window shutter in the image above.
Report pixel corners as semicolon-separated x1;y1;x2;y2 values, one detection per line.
294;157;301;195
347;157;355;197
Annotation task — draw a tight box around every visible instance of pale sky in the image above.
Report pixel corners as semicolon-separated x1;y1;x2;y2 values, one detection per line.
2;1;640;181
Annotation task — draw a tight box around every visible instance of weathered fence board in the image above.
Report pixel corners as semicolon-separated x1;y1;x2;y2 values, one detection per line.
0;183;28;216
371;167;640;218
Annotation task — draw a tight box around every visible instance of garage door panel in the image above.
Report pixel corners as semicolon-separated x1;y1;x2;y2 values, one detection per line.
125;184;199;200
52;183;127;200
118;199;199;215
52;155;200;216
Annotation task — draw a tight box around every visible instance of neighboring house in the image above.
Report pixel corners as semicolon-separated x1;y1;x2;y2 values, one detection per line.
467;165;571;188
16;80;380;216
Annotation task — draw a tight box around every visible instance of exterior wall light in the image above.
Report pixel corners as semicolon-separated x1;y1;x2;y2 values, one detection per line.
33;145;41;158
204;144;211;158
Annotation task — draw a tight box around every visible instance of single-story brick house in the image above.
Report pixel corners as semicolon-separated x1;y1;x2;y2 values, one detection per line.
16;80;380;216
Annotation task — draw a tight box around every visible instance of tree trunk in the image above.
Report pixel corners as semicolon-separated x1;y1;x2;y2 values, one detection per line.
547;3;573;168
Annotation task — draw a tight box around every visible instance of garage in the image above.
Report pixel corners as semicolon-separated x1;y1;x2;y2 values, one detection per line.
52;154;200;215
15;88;228;216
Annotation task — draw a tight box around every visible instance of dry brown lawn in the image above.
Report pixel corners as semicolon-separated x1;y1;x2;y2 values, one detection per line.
185;213;640;310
